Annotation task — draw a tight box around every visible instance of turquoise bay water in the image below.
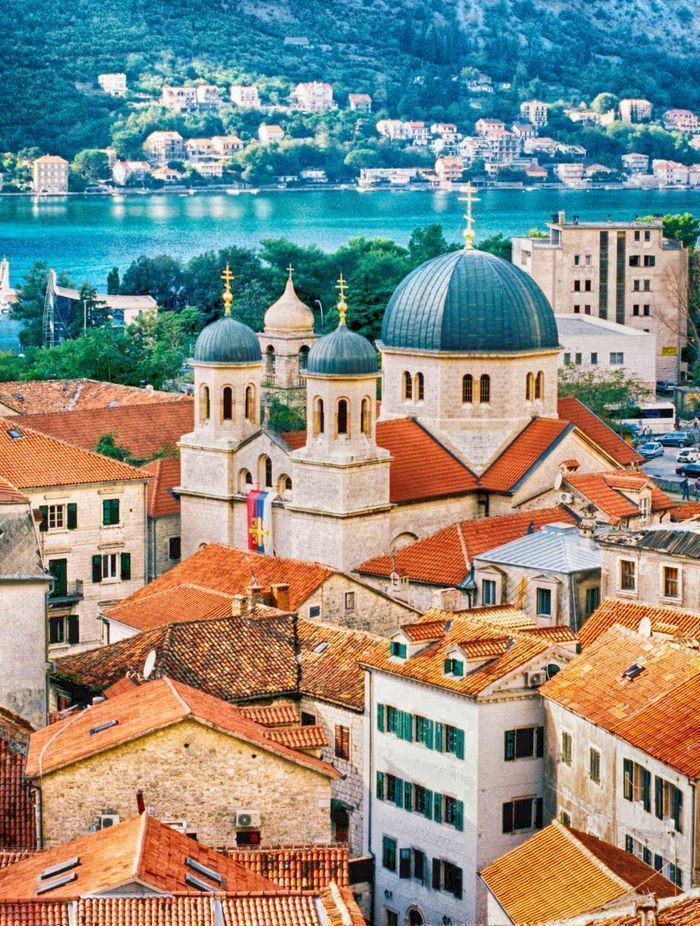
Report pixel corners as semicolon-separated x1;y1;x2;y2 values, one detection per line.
0;187;697;288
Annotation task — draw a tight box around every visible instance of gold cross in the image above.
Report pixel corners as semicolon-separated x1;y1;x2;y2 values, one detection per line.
249;517;269;548
286;263;295;279
459;182;480;250
336;272;348;325
221;264;234;314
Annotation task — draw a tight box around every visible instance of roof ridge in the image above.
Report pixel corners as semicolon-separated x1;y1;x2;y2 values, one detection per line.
454;521;472;576
561;823;642;893
163;677;193;719
134;811;150;880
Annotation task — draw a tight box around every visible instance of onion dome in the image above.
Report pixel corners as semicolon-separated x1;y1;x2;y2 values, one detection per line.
193;264;262;364
306;274;378;377
264;268;315;333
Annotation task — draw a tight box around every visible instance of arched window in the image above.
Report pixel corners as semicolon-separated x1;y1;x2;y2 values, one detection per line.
360;397;371;436
337;398;349;436
245;385;256;422
265;345;276;379
199;384;210;422
535;371;544;400
414;372;425;402
278;474;293;495
462;374;473;403
403;371;413;401
526;372;535;401
299;345;310;372
259;455;273;488
238;469;253;491
480;374;490;403
313;397;325;435
222;386;233;421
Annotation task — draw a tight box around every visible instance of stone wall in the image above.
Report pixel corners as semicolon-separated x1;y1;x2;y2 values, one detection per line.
0;577;49;726
149;513;181;579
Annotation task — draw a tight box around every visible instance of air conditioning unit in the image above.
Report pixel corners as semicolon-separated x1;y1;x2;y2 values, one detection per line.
236;810;261;829
98;813;120;829
527;670;547;688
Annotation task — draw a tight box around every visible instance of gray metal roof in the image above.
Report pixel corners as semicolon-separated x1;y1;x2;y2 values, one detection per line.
475;523;601;573
381;248;559;354
193;315;262;365
307;323;378;376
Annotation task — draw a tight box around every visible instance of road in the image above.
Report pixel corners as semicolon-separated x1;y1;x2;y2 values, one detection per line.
641;436;700;499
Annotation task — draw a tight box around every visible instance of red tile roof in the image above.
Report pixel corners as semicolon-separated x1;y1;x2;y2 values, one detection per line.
140;457;181;516
0;709;36;850
670;501;700;522
221;845;348;890
558;397;644;467
542;624;700;777
584;893;700;925
356;505;577;584
240;704;299;727
0;478;28;504
285;417;477;504
24;402;193;463
567;473;642;522
578;597;700;650
0;419;145;488
0;380;188;416
264;725;328;750
27;677;338;780
480;418;573;492
0;902;69;926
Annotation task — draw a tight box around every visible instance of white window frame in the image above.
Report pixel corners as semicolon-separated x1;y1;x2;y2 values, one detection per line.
48;504;65;531
101;552;119;582
660;564;681;601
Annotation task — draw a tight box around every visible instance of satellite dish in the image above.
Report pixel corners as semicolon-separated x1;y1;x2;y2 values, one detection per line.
554;472;563;491
638;617;652;638
143;649;157;680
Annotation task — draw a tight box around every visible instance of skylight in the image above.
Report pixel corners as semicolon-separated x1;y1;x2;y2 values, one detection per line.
40;856;80;880
622;663;645;680
89;719;119;736
36;872;78;894
184;872;221;893
7;428;23;439
314;641;328;654
185;857;224;885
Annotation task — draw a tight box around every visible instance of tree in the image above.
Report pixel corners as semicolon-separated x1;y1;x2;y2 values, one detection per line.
661;213;699;251
120;255;185;311
266;397;305;434
591;92;618;114
107;267;120;295
72;149;111;183
408;224;453;265
478;233;512;261
558;367;646;425
11;262;74;348
95;432;130;461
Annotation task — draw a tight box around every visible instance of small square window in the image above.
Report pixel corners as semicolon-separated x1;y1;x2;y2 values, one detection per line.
344;591;355;610
390;640;407;659
589;747;601;783
309;605;321;618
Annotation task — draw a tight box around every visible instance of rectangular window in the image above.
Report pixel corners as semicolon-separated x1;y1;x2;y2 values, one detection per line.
443;657;464;677
585;586;600;616
643;847;652;865
382;836;397;871
629;254;640;267
390;641;406;659
47;504;65;530
584;280;592;292
536;588;552;616
633;279;641;291
575;352;582;365
48;558;68;598
643;279;651;292
102;498;120;526
644;230;651;242
301;711;316;726
644;255;655;267
643;304;651;316
610;352;624;365
616;231;626;324
654;854;663;872
399;848;411;879
620;559;637;591
414;784;427;816
505;726;544;761
633;304;640;316
442;861;463;899
344;591;355;610
48;615;79;646
309;605;321;618
562;731;572;766
573;304;580;314
589;747;601;784
561;811;571;826
663;566;680;599
599;231;609;319
334;724;350;760
443;796;464;831
564;353;571;364
413;849;426;883
444;724;464;759
385;912;398;926
669;864;682;888
584;304;591;314
574;255;580;266
624;758;634;801
482;578;496;605
502;797;542;833
625;835;634;853
573;280;581;292
169;536;181;560
590;353;598;366
415;716;434;749
634;231;641;242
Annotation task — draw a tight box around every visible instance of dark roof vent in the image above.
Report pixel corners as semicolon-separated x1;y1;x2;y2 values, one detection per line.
89;719;119;736
622;663;645;680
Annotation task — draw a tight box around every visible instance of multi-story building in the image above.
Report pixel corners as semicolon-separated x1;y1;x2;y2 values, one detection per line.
512;212;689;382
97;72;127;96
519;100;549;126
554;162;585;185
556;314;656;389
143;131;185;163
487;130;521;165
523;136;558;156
230;84;260;108
258;124;285;145
541;623;700;892
619;99;652;123
32;155;69;194
663;109;699;133
362;610;578;924
160;85;198;112
212;134;244;157
475;118;506;137
348;93;372;112
0;419;148;653
652;159;690;186
184;137;218;161
434;156;464;184
140;457;182;579
292;81;335;112
195;84;221;109
622;152;650;174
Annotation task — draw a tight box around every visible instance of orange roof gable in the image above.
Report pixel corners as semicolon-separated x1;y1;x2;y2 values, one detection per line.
567;473;640;522
578;597;700;649
140;457;181;516
0;380;187;416
480;418;573;492
558;397;644;466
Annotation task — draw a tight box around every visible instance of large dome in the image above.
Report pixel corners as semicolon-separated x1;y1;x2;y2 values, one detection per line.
264;277;315;333
307;324;378;376
381;249;559;353
193;315;262;364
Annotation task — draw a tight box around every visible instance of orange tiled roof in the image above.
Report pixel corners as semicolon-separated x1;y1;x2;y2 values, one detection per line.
558;397;644;466
542;624;700;777
480;820;675;925
0;814;280;900
583;893;700;925
0;380;187;416
240;704;299;726
356;506;577;585
480;418;573;492
222;844;348;890
24;401;193;462
285;417;477;504
0;478;28;504
578;597;700;650
567;473;641;522
0;418;145;489
26;677;339;780
0;902;69;926
0;709;36;850
671;501;700;522
140;457;181;516
0;850;33;869
264;724;328;750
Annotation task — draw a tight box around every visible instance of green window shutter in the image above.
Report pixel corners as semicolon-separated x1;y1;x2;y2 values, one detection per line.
91;554;102;583
433;792;442;823
504;729;516;761
424;789;433;820
403;711;413;742
376;771;384;800
535;797;543;830
453;660;464;677
443;658;452;674
623;759;634;800
377;703;384;732
642;768;651;812
655;776;664;820
454;866;463;900
425;719;434;749
67;615;80;645
404;781;412;812
39;505;48;532
434;722;443;752
394;776;404;809
399;848;411;879
120;552;131;581
455;728;465;760
454;799;464;832
66;503;78;530
502;801;513;834
536;726;544;758
432;858;441;890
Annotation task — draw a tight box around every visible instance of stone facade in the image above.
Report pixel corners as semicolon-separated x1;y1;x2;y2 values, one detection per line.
146;512;181;579
599;533;700;610
37;718;333;849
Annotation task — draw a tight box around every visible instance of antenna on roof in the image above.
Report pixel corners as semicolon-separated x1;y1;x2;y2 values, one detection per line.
143;649;157;680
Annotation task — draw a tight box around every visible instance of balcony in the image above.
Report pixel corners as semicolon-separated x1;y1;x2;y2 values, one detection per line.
49;579;84;606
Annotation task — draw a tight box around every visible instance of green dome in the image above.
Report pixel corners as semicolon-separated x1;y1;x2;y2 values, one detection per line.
307;324;378;376
381;249;559;353
193;315;262;364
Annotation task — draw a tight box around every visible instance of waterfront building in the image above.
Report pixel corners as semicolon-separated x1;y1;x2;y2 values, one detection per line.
621;152;650;174
619;98;652;122
652;159;690;186
519;99;549;126
32;155;69;194
292;81;335;112
212;134;244;156
512;212;689;382
111;160;149;185
554;162;585;185
434;156;464;184
556;313;656;390
143;131;185;163
348;92;372;112
97;72;127;96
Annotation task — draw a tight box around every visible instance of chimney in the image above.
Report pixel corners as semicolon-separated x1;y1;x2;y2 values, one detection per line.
269;583;290;611
246;584;264;607
635;896;658;926
231;594;247;616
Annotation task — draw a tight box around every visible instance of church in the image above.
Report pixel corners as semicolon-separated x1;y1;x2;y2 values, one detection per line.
178;221;639;572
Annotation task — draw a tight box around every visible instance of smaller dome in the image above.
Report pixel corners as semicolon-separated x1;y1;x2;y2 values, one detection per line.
193;315;262;364
264;277;315;332
307;324;378;376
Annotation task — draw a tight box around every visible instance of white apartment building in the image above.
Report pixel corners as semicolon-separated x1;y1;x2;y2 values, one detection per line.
32;155;69;194
230;85;260;108
195;85;221;109
348;93;372;112
112;161;150;186
211;135;244;157
663;109;699;133
619;99;652;122
520;100;549;126
556;314;656;388
292;81;335;112
160;86;198;112
362;610;577;925
652;160;690;187
622;152;650;174
554;162;585;185
524;136;558;156
143;131;185;163
475;118;506;137
97;73;127;97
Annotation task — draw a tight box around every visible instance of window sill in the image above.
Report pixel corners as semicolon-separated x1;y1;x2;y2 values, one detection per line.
101;523;123;530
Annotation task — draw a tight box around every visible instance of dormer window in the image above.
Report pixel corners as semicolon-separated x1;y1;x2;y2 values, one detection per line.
444;657;464;677
390;640;407;659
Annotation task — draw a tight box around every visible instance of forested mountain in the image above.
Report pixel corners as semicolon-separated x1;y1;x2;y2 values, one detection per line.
1;0;698;155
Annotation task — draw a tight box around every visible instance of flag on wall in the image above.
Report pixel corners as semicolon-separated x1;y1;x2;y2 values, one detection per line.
247;489;273;554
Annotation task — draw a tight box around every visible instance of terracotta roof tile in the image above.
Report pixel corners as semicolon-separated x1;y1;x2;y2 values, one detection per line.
27;678;338;780
558;397;644;466
264;725;327;750
356;506;576;584
240;704;299;727
0;380;187;417
480;418;573;492
0;709;36;850
0;478;29;504
24;402;193;462
542;625;700;777
584;893;700;925
76;898;214;926
140;457;181;516
480;820;675;925
0;903;69;926
0;418;145;488
0;850;33;869
670;501;700;522
221;845;348;890
567;473;641;522
578;597;700;650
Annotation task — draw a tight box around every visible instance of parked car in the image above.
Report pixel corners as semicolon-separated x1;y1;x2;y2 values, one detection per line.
677;449;699;464
675;462;700;477
638;441;664;459
656;381;675;395
659;431;694;447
